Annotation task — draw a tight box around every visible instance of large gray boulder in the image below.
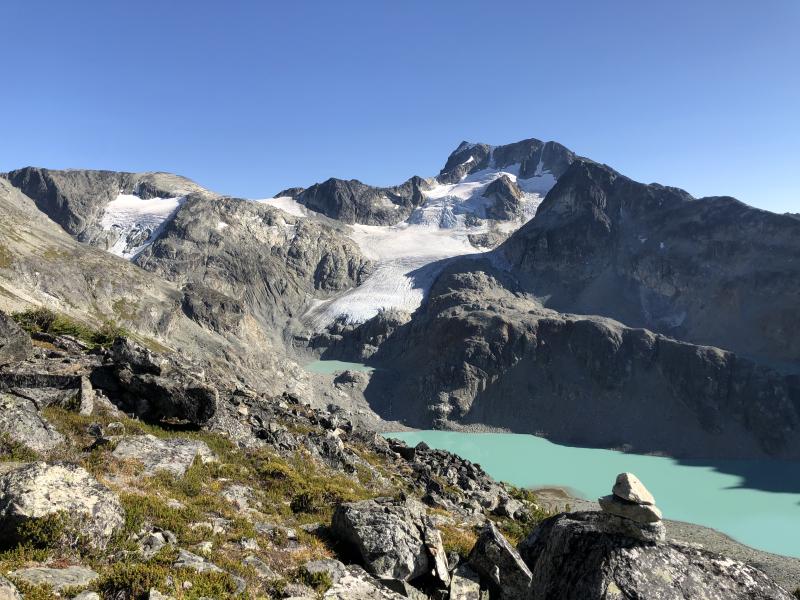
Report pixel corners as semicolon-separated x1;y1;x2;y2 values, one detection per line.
0;462;124;548
7;566;98;593
468;522;532;599
112;434;215;476
0;393;65;453
331;497;448;583
517;511;793;600
0;576;21;600
0;312;32;366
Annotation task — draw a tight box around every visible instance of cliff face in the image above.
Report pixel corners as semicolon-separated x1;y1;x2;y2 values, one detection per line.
499;159;800;366
134;195;374;334
289;176;429;225
363;263;800;459
4;167;211;243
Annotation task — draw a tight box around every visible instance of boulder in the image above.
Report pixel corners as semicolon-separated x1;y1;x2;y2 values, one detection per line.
245;555;279;580
322;565;407;599
449;564;483;600
598;494;662;523
0;462;124;548
112;434;215;476
173;548;224;573
331;497;444;582
0;576;21;600
0;393;65;453
612;472;656;505
7;566;98;592
468;522;532;599
0;312;32;366
94;338;218;426
518;511;793;600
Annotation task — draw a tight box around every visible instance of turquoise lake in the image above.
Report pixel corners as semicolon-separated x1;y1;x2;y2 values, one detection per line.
389;430;800;558
304;360;375;375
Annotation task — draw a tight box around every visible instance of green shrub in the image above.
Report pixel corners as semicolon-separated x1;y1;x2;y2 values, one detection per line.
0;432;39;462
296;566;333;593
8;580;57;600
11;307;129;348
14;513;69;549
99;561;168;599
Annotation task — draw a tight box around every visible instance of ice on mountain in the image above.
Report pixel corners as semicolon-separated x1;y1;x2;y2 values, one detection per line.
100;193;183;259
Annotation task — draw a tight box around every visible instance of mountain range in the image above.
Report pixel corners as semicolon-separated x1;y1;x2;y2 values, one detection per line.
1;136;799;460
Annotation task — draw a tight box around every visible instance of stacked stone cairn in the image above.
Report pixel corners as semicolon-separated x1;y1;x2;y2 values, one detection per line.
598;472;666;542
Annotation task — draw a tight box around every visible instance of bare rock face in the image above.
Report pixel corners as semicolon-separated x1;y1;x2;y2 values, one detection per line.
517;512;793;600
484;175;523;221
0;312;32;366
133;195;373;333
365;263;800;459
499;158;800;366
111;435;216;476
331;496;448;583
437;138;576;185
0;462;124;549
468;522;532;600
0;393;65;453
290;176;428;225
95;338;219;426
4;167;209;242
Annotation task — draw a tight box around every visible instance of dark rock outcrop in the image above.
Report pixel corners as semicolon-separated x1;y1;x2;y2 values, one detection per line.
4;167;209;242
438;139;576;184
517;512;793;600
291;176;429;225
365;264;800;459
484;176;523;221
500;159;800;365
0;311;32;366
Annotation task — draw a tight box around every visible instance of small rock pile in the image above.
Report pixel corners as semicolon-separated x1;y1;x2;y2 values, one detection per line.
597;472;665;542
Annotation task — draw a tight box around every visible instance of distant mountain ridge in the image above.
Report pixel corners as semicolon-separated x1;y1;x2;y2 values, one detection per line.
3;135;799;459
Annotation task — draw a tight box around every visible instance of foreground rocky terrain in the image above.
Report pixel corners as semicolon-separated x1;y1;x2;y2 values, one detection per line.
0;312;795;599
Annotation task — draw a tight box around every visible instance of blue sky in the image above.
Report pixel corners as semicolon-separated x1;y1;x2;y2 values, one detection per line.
2;1;798;213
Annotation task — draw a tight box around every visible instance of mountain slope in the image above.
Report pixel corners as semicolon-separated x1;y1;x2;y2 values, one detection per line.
499;159;800;365
360;261;800;458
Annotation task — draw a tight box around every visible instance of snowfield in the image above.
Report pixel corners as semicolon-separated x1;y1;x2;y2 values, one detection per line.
262;159;558;330
100;194;183;259
92;153;558;330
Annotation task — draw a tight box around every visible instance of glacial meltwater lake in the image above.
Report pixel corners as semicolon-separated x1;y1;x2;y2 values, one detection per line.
389;430;800;558
304;360;375;375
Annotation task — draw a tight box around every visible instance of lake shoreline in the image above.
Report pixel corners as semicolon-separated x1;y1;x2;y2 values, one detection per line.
534;486;800;593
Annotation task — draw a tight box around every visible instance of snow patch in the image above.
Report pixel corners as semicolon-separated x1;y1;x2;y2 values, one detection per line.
100;194;183;259
256;195;309;218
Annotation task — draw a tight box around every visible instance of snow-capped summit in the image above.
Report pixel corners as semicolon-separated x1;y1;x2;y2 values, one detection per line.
261;136;578;329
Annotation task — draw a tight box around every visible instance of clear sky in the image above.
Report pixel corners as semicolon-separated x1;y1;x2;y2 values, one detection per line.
2;1;798;213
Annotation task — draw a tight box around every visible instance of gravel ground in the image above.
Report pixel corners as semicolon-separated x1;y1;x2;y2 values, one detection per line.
534;487;800;594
